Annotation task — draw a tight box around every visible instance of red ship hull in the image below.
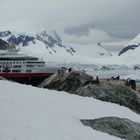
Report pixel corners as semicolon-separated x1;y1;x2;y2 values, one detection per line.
0;72;53;86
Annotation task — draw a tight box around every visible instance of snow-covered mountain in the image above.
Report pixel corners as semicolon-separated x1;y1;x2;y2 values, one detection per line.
118;33;140;56
0;30;111;59
69;42;112;58
0;30;76;56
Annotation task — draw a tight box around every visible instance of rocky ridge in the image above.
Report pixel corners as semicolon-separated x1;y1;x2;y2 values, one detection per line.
39;70;140;114
39;70;93;93
39;69;140;140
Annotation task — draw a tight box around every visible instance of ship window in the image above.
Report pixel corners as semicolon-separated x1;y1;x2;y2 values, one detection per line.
38;65;44;67
26;70;32;73
12;70;21;73
26;61;45;64
13;65;21;68
26;65;34;67
2;68;10;73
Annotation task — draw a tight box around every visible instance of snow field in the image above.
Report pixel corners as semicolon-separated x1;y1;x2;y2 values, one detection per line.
0;80;140;139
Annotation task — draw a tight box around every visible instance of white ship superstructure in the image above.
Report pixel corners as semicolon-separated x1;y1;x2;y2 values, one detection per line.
0;51;46;73
0;46;56;86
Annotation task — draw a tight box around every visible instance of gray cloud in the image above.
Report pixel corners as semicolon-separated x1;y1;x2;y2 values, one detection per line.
0;0;139;52
64;0;140;39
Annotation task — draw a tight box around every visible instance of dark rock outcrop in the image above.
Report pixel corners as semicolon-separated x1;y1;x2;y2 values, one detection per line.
81;117;140;140
40;71;140;114
118;44;140;56
39;70;93;93
0;38;11;50
77;81;140;114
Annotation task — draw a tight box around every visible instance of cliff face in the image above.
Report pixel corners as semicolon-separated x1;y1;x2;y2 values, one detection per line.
0;38;12;50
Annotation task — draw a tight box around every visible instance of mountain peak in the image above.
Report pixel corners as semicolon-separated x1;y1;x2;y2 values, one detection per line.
0;30;11;38
126;33;140;46
97;42;112;56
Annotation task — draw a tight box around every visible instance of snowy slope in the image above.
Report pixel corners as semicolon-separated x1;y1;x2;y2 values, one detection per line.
0;80;140;140
67;42;112;58
89;34;140;66
112;33;140;65
125;33;140;46
19;41;111;69
119;33;140;56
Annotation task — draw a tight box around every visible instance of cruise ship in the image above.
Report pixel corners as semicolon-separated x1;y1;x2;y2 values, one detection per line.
0;45;57;86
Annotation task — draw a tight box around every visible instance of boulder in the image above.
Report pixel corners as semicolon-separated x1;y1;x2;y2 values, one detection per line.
81;117;140;140
39;70;93;93
76;80;140;114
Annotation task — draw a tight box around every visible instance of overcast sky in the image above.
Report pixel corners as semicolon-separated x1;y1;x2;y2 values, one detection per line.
0;0;140;52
